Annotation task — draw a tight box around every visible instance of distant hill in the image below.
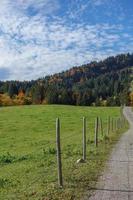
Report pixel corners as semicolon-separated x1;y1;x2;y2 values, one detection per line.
0;53;133;106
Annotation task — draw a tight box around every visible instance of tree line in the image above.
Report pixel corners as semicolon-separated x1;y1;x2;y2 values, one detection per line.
0;53;133;106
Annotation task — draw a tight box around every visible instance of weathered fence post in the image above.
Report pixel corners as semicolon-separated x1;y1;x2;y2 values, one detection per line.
115;118;117;130
120;105;123;118
120;117;122;128
119;118;121;129
111;118;114;132
117;118;119;130
114;118;116;131
117;118;120;129
83;117;86;161
99;117;103;137
95;117;99;147
56;118;63;187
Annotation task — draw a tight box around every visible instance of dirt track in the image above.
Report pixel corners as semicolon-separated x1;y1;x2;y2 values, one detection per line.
84;107;133;200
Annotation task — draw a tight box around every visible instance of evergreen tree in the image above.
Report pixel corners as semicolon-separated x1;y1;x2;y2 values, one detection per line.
8;83;18;98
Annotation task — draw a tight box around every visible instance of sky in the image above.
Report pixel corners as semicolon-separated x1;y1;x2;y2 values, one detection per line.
0;0;133;80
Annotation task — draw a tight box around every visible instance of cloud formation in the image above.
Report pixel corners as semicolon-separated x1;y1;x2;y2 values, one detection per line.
0;0;132;80
13;0;60;16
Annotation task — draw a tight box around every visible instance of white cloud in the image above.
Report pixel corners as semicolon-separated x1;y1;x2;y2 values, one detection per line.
0;0;132;80
12;0;60;16
91;0;109;6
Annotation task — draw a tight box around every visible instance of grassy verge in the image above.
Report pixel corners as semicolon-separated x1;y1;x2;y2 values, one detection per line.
0;105;128;200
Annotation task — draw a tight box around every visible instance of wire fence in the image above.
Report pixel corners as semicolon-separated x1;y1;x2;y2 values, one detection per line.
0;106;129;200
55;108;127;187
9;106;126;191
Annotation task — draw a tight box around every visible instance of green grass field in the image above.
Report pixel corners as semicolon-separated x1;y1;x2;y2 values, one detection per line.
0;105;127;200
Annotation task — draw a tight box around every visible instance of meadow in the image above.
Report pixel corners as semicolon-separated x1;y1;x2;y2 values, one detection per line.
0;105;127;200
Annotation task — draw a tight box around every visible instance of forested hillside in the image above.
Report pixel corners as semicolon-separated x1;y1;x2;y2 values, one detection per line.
0;53;133;106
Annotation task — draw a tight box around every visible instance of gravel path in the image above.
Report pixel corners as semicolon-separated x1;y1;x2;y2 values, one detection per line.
84;107;133;200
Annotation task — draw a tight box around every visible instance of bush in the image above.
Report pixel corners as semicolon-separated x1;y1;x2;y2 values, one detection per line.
0;152;15;164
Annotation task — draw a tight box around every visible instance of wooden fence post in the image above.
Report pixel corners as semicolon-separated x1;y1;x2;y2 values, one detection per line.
83;117;86;161
95;117;99;147
114;118;116;131
56;118;63;187
120;117;122;128
99;117;103;137
119;118;121;129
111;118;114;132
115;118;117;130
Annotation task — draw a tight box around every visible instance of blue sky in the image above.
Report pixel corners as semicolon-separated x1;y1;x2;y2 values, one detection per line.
0;0;133;80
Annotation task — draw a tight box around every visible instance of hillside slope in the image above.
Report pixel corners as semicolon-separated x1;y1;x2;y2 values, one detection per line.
0;53;133;106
